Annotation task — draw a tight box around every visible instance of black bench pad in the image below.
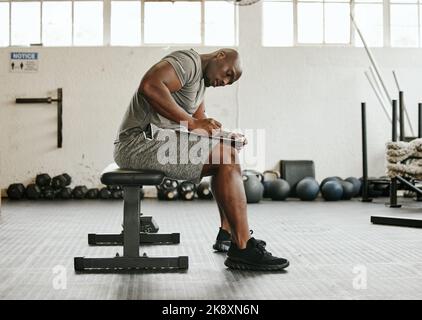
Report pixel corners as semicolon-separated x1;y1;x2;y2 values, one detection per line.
100;163;164;186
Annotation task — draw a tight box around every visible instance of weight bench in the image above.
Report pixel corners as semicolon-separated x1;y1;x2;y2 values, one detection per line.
74;163;188;271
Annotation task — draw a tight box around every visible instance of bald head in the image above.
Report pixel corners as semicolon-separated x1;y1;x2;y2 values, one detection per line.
202;48;242;88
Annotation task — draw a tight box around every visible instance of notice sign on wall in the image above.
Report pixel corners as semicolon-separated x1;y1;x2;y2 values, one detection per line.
10;52;39;73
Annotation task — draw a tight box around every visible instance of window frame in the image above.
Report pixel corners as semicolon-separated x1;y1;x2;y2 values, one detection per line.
0;0;239;47
262;0;422;47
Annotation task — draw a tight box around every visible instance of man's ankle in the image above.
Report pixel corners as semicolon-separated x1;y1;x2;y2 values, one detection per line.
233;237;249;250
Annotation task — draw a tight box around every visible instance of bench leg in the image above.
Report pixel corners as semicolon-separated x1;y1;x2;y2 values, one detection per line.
140;215;159;233
75;185;188;272
88;233;180;245
74;256;188;271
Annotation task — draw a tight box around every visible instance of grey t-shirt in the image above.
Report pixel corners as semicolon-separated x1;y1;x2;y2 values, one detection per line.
115;49;206;143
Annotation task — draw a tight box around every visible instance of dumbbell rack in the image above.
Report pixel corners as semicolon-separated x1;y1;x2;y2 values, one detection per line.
15;88;63;148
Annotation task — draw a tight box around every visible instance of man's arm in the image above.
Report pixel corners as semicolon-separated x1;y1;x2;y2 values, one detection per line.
139;62;220;133
139;61;194;127
192;101;207;120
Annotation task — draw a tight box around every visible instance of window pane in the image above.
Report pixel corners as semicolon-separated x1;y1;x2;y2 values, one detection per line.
263;1;293;46
144;1;201;44
205;1;235;46
325;3;350;44
354;4;383;47
111;1;141;46
74;1;103;46
391;0;417;3
42;1;72;46
355;0;382;2
0;3;9;47
391;4;418;47
298;3;323;44
11;2;40;46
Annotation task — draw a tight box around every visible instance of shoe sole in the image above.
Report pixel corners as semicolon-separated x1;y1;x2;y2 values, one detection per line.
213;240;267;253
224;257;289;271
213;242;230;252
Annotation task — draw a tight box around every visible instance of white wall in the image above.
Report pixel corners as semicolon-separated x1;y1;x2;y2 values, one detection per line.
1;3;422;192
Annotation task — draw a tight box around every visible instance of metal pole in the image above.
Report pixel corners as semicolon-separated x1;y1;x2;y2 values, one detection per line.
399;91;404;141
369;66;391;119
390;100;401;208
419;103;422;138
361;102;372;202
351;14;394;118
393;71;415;136
365;71;392;122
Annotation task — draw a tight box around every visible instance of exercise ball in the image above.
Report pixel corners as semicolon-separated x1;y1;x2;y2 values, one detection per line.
321;181;343;201
296;178;319;201
320;176;342;188
340;181;355;200
269;179;290;201
345;177;361;197
243;173;264;203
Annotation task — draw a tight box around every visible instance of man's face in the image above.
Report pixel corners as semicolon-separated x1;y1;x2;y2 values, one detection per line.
204;52;241;88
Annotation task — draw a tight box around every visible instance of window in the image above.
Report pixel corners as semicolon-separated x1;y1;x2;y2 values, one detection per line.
0;2;9;47
74;1;103;46
205;1;237;46
298;1;324;44
262;0;293;46
324;1;350;44
42;1;72;46
354;0;384;47
390;0;420;47
264;0;422;47
111;1;141;46
144;1;201;44
1;0;238;47
263;0;350;46
11;1;41;46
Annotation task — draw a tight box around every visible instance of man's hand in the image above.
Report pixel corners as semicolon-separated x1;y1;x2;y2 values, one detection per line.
189;118;222;135
229;132;248;151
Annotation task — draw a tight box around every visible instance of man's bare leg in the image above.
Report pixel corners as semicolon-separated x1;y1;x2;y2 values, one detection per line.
212;179;231;233
201;143;250;249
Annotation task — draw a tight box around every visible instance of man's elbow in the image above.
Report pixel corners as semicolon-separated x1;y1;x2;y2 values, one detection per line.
139;79;153;96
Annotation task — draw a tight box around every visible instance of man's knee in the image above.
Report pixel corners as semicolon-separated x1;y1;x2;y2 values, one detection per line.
211;143;238;165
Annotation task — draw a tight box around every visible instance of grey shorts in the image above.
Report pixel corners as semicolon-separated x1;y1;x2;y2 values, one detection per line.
113;126;220;184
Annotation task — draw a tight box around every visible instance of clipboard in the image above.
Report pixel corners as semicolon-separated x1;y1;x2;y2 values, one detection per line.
174;128;246;147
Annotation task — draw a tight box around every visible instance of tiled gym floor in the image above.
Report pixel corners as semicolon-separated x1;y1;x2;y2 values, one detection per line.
1;197;422;300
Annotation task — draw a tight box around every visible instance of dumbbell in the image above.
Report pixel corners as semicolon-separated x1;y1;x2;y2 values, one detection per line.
59;187;73;199
7;183;26;200
35;173;51;187
178;181;196;201
99;187;112;199
42;186;58;200
196;181;213;199
26;184;42;200
72;186;88;199
51;173;72;189
156;178;179;200
111;189;123;199
85;188;99;199
106;185;124;199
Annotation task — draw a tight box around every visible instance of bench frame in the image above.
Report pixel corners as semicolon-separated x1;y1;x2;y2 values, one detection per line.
74;186;188;271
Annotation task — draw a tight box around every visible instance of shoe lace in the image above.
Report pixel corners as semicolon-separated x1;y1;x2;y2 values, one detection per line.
254;238;272;256
249;230;267;247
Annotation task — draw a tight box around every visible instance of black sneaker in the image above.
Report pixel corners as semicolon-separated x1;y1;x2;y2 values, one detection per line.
213;229;267;253
224;237;289;271
212;228;232;252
